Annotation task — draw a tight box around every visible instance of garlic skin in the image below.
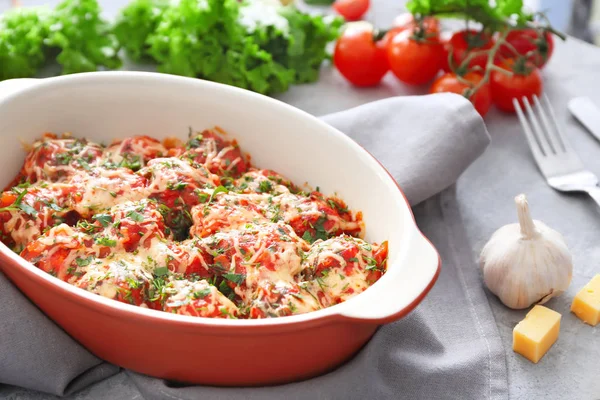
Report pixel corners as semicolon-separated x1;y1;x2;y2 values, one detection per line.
479;194;573;309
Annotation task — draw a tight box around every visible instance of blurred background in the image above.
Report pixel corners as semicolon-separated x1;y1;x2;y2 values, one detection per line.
1;0;599;46
528;0;600;45
2;0;600;46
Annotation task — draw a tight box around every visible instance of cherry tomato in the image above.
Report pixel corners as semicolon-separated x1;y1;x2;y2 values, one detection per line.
0;191;16;208
499;29;554;68
383;14;440;48
392;12;440;34
333;0;370;21
333;23;389;87
491;58;543;113
387;29;444;85
429;72;492;117
449;29;494;70
381;26;406;47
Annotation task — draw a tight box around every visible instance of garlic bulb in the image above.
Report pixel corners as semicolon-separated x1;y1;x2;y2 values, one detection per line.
479;194;573;309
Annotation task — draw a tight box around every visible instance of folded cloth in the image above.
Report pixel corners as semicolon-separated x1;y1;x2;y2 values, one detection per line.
0;93;504;399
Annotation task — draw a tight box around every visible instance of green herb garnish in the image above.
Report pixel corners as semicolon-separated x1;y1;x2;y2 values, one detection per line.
258;180;272;193
193;288;211;299
92;214;112;227
95;237;117;247
223;273;245;285
126;210;144;222
75;256;93;267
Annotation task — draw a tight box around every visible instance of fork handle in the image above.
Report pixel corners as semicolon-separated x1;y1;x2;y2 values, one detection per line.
585;186;600;209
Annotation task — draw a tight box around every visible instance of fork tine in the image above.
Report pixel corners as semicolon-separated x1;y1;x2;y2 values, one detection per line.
533;95;563;153
514;98;545;162
522;96;553;156
541;94;571;151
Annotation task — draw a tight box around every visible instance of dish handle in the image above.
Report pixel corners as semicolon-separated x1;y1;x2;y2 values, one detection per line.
337;231;441;325
0;78;39;102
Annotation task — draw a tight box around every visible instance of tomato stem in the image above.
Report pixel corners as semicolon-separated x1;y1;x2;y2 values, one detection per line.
455;48;490;72
454;73;473;88
501;40;521;58
465;29;511;100
489;65;512;76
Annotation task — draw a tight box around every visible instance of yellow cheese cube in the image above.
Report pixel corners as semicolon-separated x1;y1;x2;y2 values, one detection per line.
571;274;600;326
513;305;561;363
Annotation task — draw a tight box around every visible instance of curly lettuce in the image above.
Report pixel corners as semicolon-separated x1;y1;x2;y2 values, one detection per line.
113;0;169;62
0;0;338;93
406;0;531;28
277;8;342;83
45;0;121;74
144;0;341;94
0;7;49;81
406;0;532;30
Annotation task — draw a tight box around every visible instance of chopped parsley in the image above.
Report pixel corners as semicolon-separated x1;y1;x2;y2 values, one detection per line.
277;227;291;242
126;210;144;222
193;288;211;299
42;200;63;212
18;203;38;217
95;237;117;247
197;192;209;203
316;277;327;290
167;181;188;191
0;186;36;216
119;153;142;171
302;231;313;243
186;135;203;149
56;152;73;165
289;302;298;314
202;185;228;215
77;158;91;171
302;216;329;244
77;219;97;234
363;255;378;271
223;273;245;285
148;277;166;301
92;214;112;227
327;199;348;214
218;280;236;301
220;307;237;319
125;277;141;289
75;256;93;267
258;180;272;193
154;266;169;277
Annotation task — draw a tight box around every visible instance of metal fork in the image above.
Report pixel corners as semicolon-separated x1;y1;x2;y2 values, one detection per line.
514;94;600;207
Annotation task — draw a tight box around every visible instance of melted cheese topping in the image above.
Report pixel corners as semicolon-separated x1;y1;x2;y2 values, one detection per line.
102;136;167;168
70;168;149;215
22;137;103;182
303;236;375;304
5;131;387;319
141;157;220;193
196;191;363;238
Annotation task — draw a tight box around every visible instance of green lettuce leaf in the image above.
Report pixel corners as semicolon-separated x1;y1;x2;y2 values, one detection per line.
45;0;122;74
0;7;49;81
114;0;169;62
406;0;530;28
278;8;342;83
146;0;340;94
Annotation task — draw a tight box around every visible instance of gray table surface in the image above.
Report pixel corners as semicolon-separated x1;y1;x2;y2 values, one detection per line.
1;0;600;399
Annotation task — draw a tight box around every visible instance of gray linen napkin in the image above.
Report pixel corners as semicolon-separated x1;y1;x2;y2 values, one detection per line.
0;93;503;399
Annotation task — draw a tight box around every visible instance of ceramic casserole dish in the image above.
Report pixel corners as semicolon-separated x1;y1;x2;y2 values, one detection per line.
0;72;440;386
